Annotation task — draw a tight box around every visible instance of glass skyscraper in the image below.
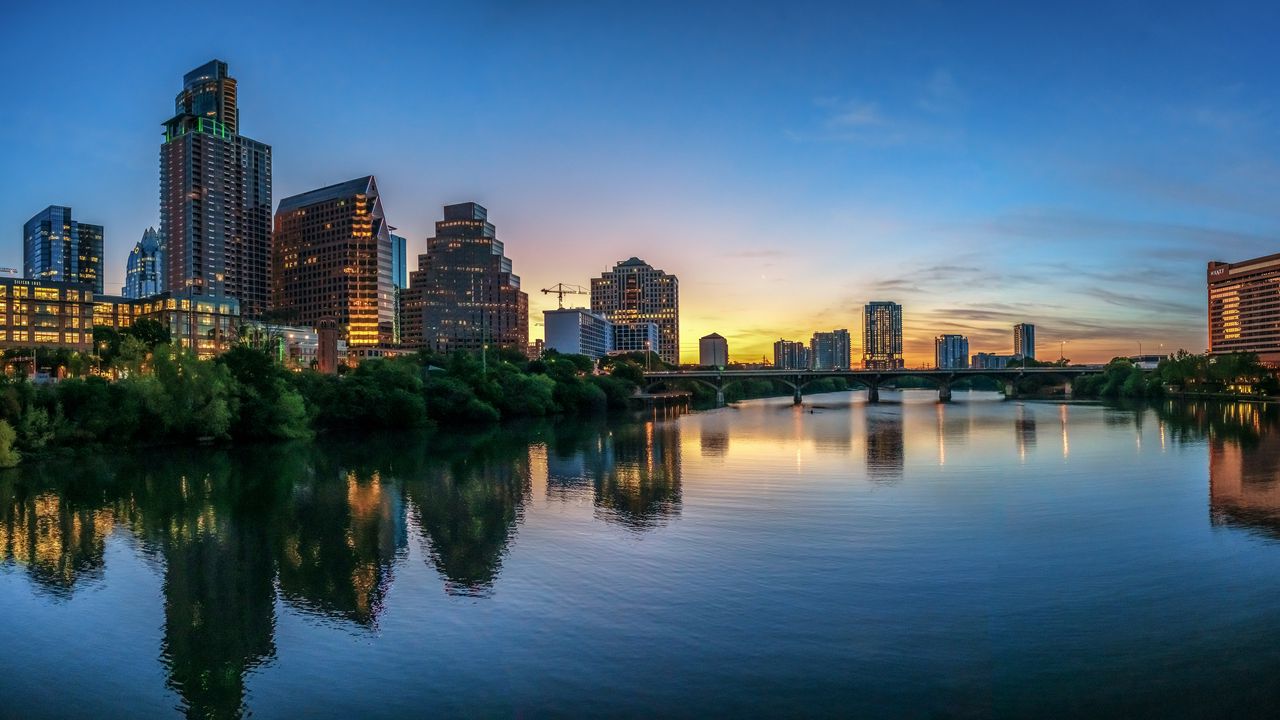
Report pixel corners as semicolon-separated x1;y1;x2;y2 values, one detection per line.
124;227;163;299
1013;323;1036;360
590;257;680;364
810;329;851;370
401;203;529;353
863;301;904;370
934;334;969;369
160;60;272;317
23;205;103;293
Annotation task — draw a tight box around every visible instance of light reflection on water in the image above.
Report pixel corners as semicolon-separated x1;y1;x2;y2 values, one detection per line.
2;390;1280;718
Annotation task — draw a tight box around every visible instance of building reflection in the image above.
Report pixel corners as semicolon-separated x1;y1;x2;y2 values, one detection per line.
865;410;904;482
0;482;113;598
1016;405;1037;460
592;420;682;530
1204;402;1280;537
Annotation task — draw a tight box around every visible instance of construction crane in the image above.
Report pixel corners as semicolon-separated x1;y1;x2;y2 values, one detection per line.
541;283;589;309
0;268;18;278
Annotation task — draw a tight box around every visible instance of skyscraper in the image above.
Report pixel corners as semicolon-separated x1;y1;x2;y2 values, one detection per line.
935;334;969;369
810;329;851;370
401;203;528;353
160;60;272;317
863;301;904;369
773;339;809;370
590;257;679;364
124;228;163;299
1208;256;1280;363
23;206;103;293
273;176;395;346
1014;323;1036;360
390;232;407;344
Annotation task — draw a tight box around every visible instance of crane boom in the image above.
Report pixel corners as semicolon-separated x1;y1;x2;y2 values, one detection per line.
540;282;589;309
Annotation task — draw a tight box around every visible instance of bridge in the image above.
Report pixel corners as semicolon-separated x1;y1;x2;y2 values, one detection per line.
642;366;1106;405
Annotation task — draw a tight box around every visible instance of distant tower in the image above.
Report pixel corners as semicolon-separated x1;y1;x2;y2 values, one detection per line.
23;205;104;293
401;203;528;353
934;334;969;369
590;257;680;364
863;301;903;369
699;333;728;367
810;329;851;370
124;228;164;298
160;59;272;316
1014;323;1036;360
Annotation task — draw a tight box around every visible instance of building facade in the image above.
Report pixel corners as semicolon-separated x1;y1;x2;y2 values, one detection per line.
124;227;163;299
699;333;728;367
810;329;851;370
272;176;395;347
23;206;103;294
1014;323;1036;360
1207;256;1280;364
773;339;810;370
0;279;94;351
401;203;528;353
611;321;661;356
971;352;1017;370
590;257;679;364
95;292;240;359
390;232;408;344
160;60;272;318
544;308;612;360
863;301;904;369
935;334;970;369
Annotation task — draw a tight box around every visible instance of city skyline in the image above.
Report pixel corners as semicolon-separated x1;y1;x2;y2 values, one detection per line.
5;3;1278;363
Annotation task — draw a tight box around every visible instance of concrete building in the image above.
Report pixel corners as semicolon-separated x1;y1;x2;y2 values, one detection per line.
544;308;613;360
935;334;970;369
699;333;728;367
591;257;679;364
773;339;809;370
0;279;94;351
810;329;851;370
863;301;904;369
611;321;661;356
239;321;349;370
1208;255;1280;364
971;352;1018;370
23;206;103;294
1014;323;1036;360
94;292;241;359
124;228;163;299
160;60;272;317
272;176;395;348
401;203;528;354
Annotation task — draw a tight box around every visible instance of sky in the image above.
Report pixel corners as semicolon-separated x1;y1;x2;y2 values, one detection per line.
3;0;1280;364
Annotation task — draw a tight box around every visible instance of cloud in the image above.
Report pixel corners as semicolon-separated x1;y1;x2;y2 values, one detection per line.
918;68;965;114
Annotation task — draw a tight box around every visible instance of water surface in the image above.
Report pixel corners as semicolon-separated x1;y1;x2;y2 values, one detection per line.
3;390;1280;718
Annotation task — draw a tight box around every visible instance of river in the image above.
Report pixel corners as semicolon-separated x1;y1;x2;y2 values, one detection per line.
2;390;1279;718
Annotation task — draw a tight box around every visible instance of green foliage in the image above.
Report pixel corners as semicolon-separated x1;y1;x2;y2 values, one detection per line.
0;419;19;468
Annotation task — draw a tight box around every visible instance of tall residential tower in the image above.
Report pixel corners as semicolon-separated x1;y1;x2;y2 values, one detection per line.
863;301;904;369
23;206;103;293
1013;323;1036;360
590;257;680;364
160;60;272;317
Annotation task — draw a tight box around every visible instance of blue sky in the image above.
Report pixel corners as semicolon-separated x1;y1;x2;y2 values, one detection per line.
3;0;1278;362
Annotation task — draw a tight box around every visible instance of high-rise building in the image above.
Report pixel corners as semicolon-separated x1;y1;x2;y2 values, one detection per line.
810;329;851;370
863;301;904;369
23;206;103;293
160;59;272;317
591;257;679;364
544;308;612;359
389;232;407;344
1014;323;1036;360
401;203;528;353
699;333;728;367
124;228;163;299
272;176;395;347
1208;256;1280;363
611;321;661;356
971;352;1017;369
773;339;809;370
935;334;969;369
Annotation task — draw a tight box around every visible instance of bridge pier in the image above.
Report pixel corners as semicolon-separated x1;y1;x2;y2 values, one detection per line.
793;386;803;405
1062;381;1072;398
716;388;725;407
867;384;880;404
1004;380;1016;399
938;381;952;403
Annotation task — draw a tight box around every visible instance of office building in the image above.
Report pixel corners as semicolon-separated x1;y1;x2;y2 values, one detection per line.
935;334;969;369
390;232;408;343
773;339;810;370
611;321;661;356
401;203;528;353
160;60;272;317
971;352;1017;370
1207;256;1280;364
273;176;395;347
94;292;240;359
699;333;728;367
124;228;164;299
1014;323;1036;360
238;321;349;370
0;279;94;351
863;301;904;369
810;329;851;370
591;257;679;364
23;206;103;294
544;308;612;359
